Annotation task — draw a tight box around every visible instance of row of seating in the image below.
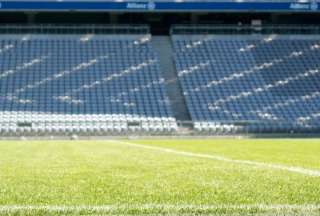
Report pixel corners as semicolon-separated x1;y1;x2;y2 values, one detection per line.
2;32;320;135
0;34;177;135
173;34;320;134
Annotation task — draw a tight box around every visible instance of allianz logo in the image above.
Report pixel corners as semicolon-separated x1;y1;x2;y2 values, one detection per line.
290;2;318;10
126;2;156;10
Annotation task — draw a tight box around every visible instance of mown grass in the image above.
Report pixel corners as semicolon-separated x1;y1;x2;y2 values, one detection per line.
0;139;319;215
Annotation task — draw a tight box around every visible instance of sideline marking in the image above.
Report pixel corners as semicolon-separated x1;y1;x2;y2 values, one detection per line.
110;140;320;177
0;204;319;212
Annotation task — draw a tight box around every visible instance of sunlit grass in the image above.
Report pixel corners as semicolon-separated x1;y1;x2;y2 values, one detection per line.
0;139;319;215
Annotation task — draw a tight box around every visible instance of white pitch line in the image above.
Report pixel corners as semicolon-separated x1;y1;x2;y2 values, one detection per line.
0;204;319;212
110;140;320;177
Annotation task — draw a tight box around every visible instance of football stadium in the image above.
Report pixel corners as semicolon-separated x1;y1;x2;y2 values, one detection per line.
0;0;320;215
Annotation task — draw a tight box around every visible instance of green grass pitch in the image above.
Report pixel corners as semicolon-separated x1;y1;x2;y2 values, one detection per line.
0;139;319;215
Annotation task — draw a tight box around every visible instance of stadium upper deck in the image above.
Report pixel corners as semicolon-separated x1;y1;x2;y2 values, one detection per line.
0;0;319;12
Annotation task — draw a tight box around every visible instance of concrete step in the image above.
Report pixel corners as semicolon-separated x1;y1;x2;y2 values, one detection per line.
152;36;192;122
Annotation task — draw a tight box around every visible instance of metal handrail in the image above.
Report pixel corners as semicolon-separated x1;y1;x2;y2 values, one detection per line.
170;24;320;35
0;24;150;34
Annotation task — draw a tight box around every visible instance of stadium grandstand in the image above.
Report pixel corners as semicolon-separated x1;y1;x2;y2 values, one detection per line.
0;0;320;136
173;27;320;134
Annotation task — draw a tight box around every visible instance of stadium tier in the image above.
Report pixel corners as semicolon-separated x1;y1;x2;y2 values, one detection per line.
172;34;320;134
0;34;177;135
1;26;320;136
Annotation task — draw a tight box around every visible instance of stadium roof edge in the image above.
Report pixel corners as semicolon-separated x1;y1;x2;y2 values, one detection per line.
0;0;320;12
